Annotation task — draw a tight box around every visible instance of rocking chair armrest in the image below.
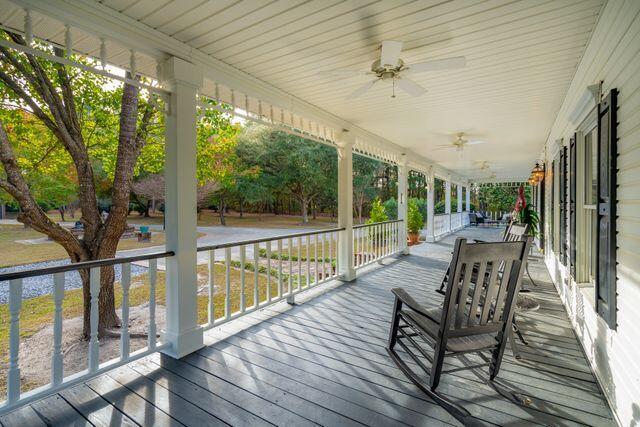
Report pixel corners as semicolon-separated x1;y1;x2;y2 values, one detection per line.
391;288;441;324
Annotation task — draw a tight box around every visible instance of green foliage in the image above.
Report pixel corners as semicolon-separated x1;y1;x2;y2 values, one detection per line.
477;185;519;212
407;199;424;234
434;197;458;215
367;198;388;224
383;197;398;220
409;197;426;219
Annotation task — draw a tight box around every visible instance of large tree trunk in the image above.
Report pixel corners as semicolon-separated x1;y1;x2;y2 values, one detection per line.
219;196;227;226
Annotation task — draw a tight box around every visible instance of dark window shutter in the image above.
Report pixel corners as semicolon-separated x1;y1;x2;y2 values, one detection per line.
551;159;556;252
570;134;577;278
559;146;567;265
540;168;545;252
596;89;618;330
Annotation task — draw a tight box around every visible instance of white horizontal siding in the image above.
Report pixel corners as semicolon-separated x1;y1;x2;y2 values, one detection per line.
543;1;640;425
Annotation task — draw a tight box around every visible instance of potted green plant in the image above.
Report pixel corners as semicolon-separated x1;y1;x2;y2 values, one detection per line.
514;185;539;236
407;199;424;244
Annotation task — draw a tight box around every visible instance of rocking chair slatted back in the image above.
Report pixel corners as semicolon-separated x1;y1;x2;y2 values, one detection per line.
440;238;530;339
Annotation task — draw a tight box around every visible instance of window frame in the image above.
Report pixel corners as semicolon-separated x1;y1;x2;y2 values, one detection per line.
576;108;598;288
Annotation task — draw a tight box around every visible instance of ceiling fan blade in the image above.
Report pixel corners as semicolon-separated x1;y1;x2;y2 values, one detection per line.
347;79;377;99
466;140;486;145
380;40;403;67
407;56;467;73
395;77;427;97
317;69;365;77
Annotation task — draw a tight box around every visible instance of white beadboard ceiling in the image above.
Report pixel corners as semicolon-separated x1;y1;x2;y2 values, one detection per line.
5;0;605;181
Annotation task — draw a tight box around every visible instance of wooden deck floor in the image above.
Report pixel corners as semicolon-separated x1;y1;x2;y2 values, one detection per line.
0;228;615;426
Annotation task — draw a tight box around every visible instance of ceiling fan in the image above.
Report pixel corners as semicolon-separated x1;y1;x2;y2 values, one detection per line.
435;133;486;152
318;40;466;99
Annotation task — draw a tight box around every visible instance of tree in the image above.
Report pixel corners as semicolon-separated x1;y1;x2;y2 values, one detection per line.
353;155;379;223
196;101;243;225
240;126;335;223
477;185;519;212
132;174;164;217
0;31;159;338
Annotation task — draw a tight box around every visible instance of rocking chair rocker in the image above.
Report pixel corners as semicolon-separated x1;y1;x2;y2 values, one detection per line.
387;237;532;423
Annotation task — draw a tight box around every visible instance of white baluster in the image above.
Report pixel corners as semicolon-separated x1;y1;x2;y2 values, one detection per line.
120;263;131;361
240;245;246;313
253;243;259;308
88;267;100;372
335;232;340;277
99;38;107;69
64;24;72;58
306;236;311;287
328;233;333;278
225;248;231;319
287;238;293;294
23;9;32;46
208;249;215;325
314;234;319;283
321;233;326;281
266;241;272;302
8;279;22;402
52;272;64;385
148;259;157;350
297;236;302;292
277;239;283;298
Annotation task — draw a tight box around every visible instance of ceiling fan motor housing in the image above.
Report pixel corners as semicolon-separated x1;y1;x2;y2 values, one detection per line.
371;59;404;80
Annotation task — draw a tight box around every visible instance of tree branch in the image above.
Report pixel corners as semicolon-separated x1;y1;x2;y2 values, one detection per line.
0;119;83;257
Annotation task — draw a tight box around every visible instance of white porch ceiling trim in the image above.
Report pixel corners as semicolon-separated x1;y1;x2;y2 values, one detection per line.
8;0;464;182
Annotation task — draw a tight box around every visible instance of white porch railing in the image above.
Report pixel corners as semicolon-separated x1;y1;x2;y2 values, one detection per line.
0;250;173;411
353;220;404;268
434;214;450;236
197;227;343;330
462;212;470;226
451;212;462;230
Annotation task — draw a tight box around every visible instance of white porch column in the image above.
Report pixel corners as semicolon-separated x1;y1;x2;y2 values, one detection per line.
457;184;462;213
159;57;203;358
466;185;471;211
445;179;452;231
397;156;409;255
336;134;355;281
425;168;435;242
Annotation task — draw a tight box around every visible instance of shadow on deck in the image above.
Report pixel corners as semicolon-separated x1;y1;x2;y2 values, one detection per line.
0;228;615;426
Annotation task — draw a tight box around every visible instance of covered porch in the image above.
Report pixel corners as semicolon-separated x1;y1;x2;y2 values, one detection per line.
1;227;615;426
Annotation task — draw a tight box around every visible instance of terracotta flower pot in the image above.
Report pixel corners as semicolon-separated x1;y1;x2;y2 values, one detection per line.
408;232;420;245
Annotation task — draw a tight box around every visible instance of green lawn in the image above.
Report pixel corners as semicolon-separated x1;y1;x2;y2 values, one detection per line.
0;225;166;268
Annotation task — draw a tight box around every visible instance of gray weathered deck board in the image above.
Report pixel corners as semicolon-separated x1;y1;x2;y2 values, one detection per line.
2;227;615;426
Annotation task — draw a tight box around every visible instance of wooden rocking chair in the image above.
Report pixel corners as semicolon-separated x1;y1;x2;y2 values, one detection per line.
435;222;529;295
387;237;532;423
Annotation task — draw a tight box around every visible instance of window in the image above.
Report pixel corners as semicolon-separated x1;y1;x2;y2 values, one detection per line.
581;126;598;284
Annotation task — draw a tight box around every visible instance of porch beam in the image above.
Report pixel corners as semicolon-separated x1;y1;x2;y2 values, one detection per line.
336;133;355;281
12;0;468;185
159;57;203;359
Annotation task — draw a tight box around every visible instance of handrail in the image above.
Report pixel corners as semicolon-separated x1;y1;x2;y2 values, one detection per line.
197;227;345;252
353;219;403;229
0;250;175;282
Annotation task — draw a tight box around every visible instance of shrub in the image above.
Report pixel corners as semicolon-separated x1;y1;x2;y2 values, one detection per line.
382;198;397;220
407;199;424;234
367;198;388;224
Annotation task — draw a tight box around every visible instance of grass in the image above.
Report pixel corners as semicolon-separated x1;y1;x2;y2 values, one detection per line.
4;210;339;229
0;225;166;268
